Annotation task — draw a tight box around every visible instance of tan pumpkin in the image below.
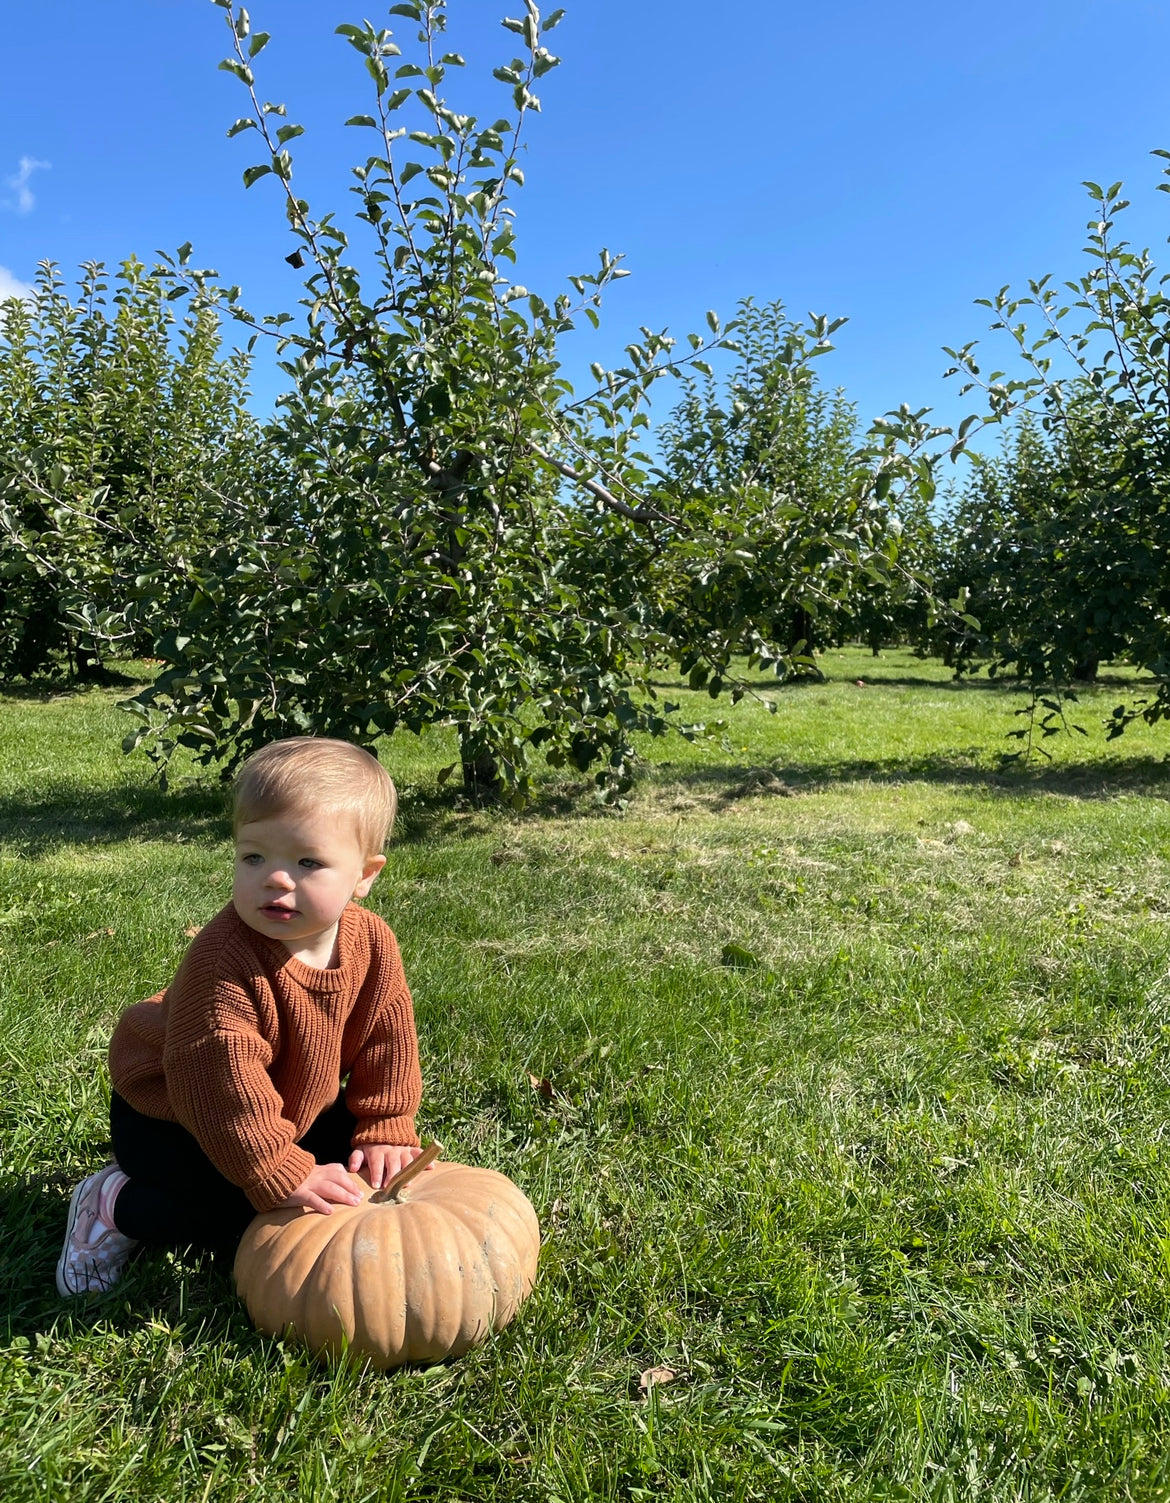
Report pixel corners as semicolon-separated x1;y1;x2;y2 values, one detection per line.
234;1146;540;1369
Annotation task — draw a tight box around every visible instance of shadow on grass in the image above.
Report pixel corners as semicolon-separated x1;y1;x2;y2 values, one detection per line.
650;669;1152;694
3;746;1167;859
0;1172;261;1346
0;668;149;701
0;772;492;855
0;770;497;855
0;779;230;857
665;752;1170;801
833;671;1149;693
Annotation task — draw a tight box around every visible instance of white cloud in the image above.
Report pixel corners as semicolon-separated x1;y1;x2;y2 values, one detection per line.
0;265;34;302
4;156;51;214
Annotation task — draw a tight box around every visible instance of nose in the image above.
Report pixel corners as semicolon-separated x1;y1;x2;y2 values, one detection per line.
265;866;296;890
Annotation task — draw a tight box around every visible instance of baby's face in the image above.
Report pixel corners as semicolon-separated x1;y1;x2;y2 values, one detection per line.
232;806;384;961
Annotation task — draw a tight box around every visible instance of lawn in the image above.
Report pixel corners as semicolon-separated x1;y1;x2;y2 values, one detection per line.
3;649;1170;1501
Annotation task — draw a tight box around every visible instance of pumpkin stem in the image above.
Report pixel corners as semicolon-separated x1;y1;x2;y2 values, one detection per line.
369;1141;443;1203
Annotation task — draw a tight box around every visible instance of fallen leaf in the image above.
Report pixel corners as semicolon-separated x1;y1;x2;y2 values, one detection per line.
184;924;203;938
1008;851;1023;868
527;1073;555;1101
721;942;762;970
638;1366;677;1396
82;928;115;941
948;820;975;837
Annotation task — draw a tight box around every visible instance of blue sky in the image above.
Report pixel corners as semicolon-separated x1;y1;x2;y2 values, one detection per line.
4;0;1170;450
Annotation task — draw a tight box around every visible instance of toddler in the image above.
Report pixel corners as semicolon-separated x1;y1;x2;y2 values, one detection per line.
57;736;424;1296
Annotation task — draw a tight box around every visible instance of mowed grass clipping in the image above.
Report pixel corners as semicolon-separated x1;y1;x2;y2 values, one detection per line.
2;649;1170;1502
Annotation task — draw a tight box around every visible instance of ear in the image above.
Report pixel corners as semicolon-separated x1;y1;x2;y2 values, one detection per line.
353;853;386;899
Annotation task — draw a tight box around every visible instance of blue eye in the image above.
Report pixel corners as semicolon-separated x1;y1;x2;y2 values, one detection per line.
240;852;263;866
299;858;323;870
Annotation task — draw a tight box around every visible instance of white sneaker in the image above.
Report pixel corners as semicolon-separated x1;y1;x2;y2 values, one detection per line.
56;1165;139;1296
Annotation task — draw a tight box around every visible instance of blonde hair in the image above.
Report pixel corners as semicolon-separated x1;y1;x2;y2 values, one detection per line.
232;738;398;855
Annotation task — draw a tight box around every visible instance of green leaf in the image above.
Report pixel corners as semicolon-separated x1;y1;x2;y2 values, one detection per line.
218;59;255;86
721;943;763;970
242;163;272;188
345;115;378;128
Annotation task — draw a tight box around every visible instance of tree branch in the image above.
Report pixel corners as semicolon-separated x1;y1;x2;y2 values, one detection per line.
528;444;677;526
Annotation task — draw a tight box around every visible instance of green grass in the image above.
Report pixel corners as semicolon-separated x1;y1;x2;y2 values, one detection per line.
3;649;1170;1501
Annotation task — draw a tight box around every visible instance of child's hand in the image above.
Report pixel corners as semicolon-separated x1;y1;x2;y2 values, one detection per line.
281;1163;364;1215
348;1143;429;1190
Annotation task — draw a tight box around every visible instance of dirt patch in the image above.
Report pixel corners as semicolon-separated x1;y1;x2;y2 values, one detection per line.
719;767;795;802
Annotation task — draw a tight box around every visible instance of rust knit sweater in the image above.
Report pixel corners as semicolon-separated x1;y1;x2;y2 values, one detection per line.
108;901;422;1211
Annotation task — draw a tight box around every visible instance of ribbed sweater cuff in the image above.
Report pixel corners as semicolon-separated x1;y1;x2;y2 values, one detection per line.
244;1144;316;1212
350;1116;420;1149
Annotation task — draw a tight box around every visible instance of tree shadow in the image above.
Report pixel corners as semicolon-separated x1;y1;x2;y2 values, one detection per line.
664;752;1170;801
390;774;624;840
650;667;1153;694
0;779;230;857
0;668;148;701
3;738;1165;862
834;675;1030;692
833;670;1147;692
0;771;511;856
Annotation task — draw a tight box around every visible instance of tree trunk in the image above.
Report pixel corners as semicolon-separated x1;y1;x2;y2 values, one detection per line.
788;608;812;655
74;638;105;683
1073;653;1099;682
459;733;501;803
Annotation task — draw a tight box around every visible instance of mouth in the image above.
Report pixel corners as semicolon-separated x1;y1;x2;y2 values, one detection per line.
261;903;299;921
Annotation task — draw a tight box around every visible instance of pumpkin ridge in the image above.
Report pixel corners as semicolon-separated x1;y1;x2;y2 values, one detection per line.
298;1209;363;1357
439;1194;539;1328
348;1198;407;1367
235;1213;322;1336
398;1201;484;1361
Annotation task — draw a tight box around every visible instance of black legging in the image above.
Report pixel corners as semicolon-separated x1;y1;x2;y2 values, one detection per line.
109;1090;358;1254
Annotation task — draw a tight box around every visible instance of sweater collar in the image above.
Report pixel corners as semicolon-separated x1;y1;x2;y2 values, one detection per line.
241;901;364;993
